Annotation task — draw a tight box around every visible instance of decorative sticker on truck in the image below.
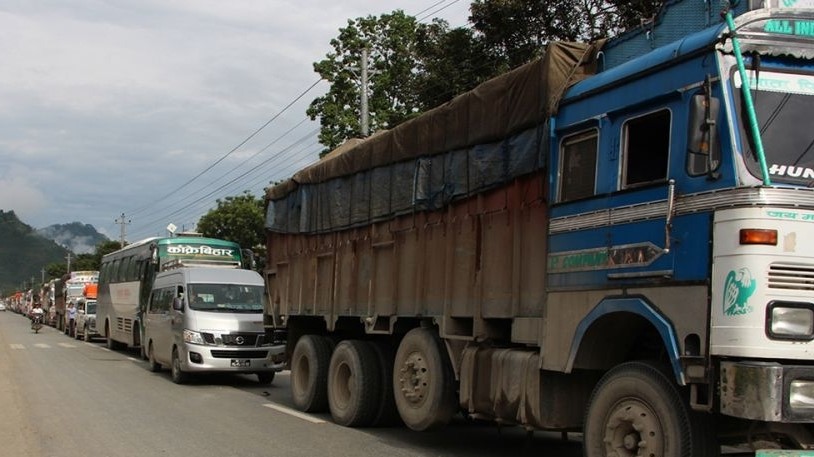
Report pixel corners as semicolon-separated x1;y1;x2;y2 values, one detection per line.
723;268;757;316
548;242;663;273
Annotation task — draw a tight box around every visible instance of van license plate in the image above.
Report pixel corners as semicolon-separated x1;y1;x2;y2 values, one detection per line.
231;359;250;368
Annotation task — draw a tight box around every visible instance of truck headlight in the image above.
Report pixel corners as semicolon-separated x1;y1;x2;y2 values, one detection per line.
768;303;814;340
183;329;205;345
790;380;814;411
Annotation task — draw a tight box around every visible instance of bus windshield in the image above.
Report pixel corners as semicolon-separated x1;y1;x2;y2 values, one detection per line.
187;284;263;313
735;67;814;185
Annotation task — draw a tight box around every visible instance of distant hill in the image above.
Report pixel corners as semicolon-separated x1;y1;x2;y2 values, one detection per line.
0;210;70;294
37;222;109;255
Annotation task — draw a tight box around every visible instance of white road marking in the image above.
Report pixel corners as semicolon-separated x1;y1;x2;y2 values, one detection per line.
34;343;51;349
263;403;326;424
127;357;139;362
10;344;25;349
58;343;76;348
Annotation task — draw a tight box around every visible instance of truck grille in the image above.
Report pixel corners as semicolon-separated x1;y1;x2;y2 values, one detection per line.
211;350;268;359
768;263;814;291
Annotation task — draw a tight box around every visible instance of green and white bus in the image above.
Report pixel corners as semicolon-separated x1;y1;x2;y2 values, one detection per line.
96;236;245;352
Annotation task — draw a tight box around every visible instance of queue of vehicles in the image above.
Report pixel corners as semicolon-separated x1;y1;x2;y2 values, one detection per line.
5;0;814;454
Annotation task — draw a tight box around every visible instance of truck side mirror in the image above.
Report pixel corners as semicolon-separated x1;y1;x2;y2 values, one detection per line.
687;92;721;178
172;297;184;311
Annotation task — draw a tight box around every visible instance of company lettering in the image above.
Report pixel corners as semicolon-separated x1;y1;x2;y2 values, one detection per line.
764;19;814;37
768;164;814;179
167;245;234;257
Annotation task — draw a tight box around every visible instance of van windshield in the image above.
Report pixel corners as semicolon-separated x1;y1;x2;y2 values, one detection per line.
187;284;263;313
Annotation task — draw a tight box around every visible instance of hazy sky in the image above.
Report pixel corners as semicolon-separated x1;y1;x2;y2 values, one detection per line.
0;0;469;242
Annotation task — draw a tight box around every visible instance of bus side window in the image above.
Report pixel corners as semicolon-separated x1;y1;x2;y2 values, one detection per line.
558;129;599;202
622;109;671;188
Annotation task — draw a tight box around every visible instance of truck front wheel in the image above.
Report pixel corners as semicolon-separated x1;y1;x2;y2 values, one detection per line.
291;334;333;412
393;328;456;431
584;361;701;457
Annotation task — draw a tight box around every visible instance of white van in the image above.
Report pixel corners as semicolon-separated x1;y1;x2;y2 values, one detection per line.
144;267;284;384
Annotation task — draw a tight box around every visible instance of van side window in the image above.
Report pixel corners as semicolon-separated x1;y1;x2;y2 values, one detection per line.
559;130;598;202
148;289;162;314
622;109;671;188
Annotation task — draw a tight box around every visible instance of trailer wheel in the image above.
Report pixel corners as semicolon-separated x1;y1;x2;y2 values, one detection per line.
147;342;161;372
583;361;693;457
370;341;401;427
393;328;457;431
327;340;381;427
291;334;333;412
171;347;189;384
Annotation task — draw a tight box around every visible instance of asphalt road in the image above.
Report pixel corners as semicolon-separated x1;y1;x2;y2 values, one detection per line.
0;311;585;457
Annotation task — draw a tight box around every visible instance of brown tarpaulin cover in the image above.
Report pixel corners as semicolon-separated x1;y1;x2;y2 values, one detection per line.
266;41;601;203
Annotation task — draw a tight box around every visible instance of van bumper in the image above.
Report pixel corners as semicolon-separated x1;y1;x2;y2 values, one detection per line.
179;342;286;373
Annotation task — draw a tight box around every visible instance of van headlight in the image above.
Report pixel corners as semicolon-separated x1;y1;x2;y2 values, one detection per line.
183;329;205;345
768;303;814;340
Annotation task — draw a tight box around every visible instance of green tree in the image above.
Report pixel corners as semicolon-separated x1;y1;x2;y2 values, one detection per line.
307;10;423;153
469;0;664;68
413;19;495;110
197;192;264;252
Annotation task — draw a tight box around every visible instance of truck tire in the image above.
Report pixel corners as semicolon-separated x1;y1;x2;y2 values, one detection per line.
291;335;333;413
171;347;189;384
393;327;457;431
83;327;91;342
291;334;333;412
327;340;381;427
583;361;709;457
370;341;401;427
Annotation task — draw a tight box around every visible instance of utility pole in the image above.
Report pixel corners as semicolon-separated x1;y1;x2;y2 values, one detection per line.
360;47;370;137
115;213;131;246
66;253;72;273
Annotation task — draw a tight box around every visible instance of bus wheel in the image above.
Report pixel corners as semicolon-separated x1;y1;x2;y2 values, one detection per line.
171;347;189;384
393;328;456;431
105;323;116;350
584;361;693;457
328;340;380;427
291;334;333;412
148;342;161;372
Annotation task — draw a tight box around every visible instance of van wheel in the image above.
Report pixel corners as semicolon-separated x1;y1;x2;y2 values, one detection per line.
171;347;189;384
257;372;275;385
327;340;380;427
148;342;161;372
291;335;334;412
393;328;457;431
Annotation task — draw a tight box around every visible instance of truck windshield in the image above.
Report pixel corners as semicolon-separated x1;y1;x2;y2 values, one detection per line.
86;302;96;314
187;284;263;313
735;67;814;185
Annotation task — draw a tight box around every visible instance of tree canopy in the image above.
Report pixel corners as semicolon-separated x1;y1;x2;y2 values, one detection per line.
307;0;663;153
196;192;265;270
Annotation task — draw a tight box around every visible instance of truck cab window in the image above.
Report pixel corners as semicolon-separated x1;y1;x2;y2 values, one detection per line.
622;109;671;188
559;130;598;202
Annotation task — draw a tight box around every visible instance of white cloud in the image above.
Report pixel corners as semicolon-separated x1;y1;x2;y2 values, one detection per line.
0;0;471;240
